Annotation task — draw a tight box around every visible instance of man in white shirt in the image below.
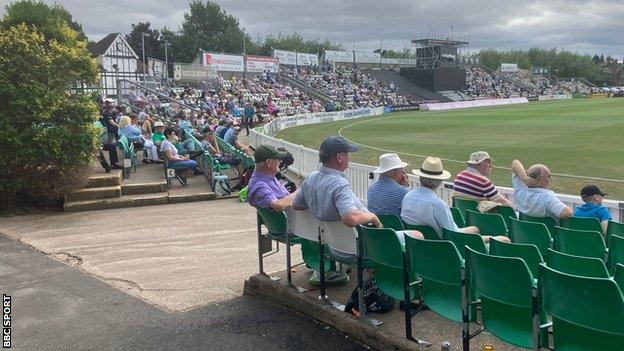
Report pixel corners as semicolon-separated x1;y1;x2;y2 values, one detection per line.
510;159;573;219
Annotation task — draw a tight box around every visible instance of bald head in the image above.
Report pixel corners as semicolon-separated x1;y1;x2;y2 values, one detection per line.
527;164;551;188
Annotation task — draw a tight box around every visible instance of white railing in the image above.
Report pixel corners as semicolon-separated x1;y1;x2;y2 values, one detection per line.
251;109;623;222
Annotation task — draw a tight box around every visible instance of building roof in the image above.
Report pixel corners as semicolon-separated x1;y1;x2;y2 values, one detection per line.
88;33;119;57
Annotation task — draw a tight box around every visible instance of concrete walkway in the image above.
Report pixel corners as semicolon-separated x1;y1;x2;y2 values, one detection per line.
0;198;300;312
0;235;370;351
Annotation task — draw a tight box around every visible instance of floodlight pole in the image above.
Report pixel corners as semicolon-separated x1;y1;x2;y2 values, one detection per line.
379;38;383;69
164;41;170;82
141;32;149;82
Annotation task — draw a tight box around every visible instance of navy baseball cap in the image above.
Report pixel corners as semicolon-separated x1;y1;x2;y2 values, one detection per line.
319;136;359;157
580;185;607;197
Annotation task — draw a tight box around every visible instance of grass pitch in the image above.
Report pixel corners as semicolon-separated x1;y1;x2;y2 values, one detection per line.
277;99;624;200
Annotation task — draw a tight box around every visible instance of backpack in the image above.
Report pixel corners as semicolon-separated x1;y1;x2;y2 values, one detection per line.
344;276;395;314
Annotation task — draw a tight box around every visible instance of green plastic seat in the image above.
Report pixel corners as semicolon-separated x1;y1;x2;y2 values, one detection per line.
357;226;413;300
256;207;301;286
358;226;426;343
607;220;624;246
553;226;606;260
493;205;518;230
508;217;552;258
402;222;441;240
405;236;468;322
614;263;624;293
464;247;546;349
377;214;405;231
539;264;624;350
489;239;544;278
116;135;137;178
450;207;466;228
518;213;557;235
443;228;487;259
608;234;624;274
560;216;603;235
466;210;508;236
546;248;610;278
452;197;478;219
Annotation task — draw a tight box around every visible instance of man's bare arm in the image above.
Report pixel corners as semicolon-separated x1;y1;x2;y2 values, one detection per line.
342;210;382;228
511;159;540;187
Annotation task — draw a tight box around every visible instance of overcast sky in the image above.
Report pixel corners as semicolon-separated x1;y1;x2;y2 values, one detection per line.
1;0;623;57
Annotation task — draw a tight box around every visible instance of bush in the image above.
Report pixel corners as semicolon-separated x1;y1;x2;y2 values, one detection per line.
0;16;100;210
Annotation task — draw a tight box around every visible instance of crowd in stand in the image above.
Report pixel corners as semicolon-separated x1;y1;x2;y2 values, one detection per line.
463;66;592;99
282;66;413;109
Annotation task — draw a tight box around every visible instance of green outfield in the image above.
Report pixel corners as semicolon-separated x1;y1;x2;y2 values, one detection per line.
277;99;624;200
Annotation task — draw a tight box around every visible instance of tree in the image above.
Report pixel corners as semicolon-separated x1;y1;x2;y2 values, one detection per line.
257;32;343;56
178;0;251;62
1;0;88;42
0;2;99;210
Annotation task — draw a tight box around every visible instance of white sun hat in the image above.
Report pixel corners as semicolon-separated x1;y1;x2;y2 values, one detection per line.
373;153;409;174
466;151;493;165
412;156;451;180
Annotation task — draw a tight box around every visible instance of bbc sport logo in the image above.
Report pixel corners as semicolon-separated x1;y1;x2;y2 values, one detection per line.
3;294;10;349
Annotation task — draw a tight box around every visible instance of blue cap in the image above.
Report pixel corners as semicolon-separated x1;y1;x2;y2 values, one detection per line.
319;136;359;157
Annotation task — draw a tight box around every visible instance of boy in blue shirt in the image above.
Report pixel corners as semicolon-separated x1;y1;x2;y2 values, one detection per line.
574;185;611;234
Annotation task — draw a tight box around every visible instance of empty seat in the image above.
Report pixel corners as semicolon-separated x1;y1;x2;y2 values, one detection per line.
508;217;552;258
489;239;544;278
553;226;606;260
443;227;487;259
402;222;441;240
518;213;557;235
464;247;546;349
466;209;508;236
452;197;478;218
539;264;624;350
546;248;609;278
405;236;466;322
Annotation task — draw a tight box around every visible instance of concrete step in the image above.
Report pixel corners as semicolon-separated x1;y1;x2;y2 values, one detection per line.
121;181;167;195
86;171;122;188
65;185;122;202
63;192;218;213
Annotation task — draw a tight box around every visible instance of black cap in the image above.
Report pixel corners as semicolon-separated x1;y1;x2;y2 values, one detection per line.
580;185;607;197
319;136;359;157
253;144;288;163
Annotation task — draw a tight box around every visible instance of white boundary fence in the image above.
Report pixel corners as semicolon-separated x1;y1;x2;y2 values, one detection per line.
250;109;623;222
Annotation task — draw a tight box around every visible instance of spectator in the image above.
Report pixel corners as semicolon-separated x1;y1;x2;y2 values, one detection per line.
118;116;160;164
243;102;255;136
95;120;121;173
367;153;410;215
201;132;243;175
453;151;514;207
401;157;509;241
99;98;119;136
161;128;198;186
248;145;297;211
574;185;611;234
151;121;166;148
510;159;573;220
293;136;381;228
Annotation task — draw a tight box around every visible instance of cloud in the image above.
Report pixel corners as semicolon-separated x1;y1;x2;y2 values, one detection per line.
1;0;622;57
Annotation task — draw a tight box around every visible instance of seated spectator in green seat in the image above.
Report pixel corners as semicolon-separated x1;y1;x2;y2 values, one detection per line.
574;185;611;234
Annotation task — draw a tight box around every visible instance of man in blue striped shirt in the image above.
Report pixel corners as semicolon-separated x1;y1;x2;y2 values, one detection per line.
367;153;410;215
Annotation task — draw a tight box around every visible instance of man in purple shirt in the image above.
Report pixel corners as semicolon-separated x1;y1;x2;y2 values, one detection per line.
248;144;297;211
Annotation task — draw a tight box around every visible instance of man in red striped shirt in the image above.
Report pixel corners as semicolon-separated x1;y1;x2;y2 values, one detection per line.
453;151;514;207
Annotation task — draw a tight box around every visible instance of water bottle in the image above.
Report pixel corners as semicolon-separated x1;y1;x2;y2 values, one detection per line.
441;341;451;351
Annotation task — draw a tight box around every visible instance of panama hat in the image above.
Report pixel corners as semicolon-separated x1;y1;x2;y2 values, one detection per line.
373;153;408;173
153;121;165;127
466;151;492;165
412;157;451;180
